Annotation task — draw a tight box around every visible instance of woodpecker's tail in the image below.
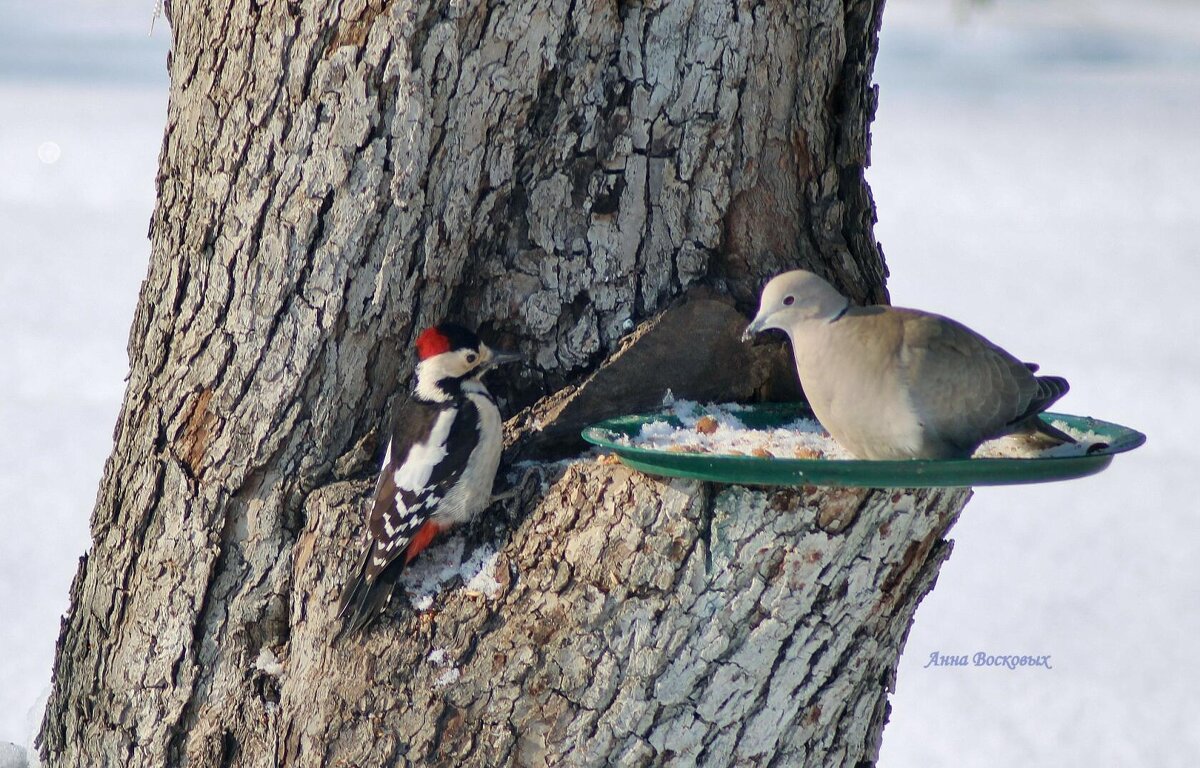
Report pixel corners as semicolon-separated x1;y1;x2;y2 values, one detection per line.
334;549;402;641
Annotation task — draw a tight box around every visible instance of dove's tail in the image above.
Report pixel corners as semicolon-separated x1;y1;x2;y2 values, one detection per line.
1030;375;1070;414
1012;374;1076;444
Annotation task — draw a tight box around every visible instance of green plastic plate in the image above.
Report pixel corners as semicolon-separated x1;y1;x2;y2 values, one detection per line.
581;403;1146;488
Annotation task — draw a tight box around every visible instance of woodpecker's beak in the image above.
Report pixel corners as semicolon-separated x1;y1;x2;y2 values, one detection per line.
485;348;523;369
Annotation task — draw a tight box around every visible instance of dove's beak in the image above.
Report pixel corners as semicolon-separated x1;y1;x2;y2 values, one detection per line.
741;316;765;343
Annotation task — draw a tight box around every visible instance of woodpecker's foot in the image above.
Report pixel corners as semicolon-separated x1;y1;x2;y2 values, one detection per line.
489;486;522;505
490;466;539;505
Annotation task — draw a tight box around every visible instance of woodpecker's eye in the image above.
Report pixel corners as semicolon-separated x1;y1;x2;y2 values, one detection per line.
783;295;795;306
466;353;478;364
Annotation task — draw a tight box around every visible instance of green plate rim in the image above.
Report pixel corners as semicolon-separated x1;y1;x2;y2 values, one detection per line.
580;403;1146;488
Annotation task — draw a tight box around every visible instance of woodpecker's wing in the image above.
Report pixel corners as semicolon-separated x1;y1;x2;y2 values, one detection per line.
365;399;480;576
337;396;482;634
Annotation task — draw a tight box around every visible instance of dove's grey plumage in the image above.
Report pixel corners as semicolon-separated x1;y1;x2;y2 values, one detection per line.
743;270;1072;460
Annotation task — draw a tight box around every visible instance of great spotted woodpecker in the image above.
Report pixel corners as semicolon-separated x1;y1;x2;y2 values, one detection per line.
337;323;520;634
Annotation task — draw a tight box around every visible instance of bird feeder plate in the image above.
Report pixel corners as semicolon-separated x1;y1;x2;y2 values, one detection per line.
581;404;1145;488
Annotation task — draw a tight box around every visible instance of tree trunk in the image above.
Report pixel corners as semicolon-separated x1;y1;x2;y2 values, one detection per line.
40;0;970;765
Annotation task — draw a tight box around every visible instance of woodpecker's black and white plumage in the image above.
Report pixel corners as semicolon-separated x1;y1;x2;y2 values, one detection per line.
337;323;520;634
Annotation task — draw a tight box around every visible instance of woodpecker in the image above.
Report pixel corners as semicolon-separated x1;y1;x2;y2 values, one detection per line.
337;323;520;634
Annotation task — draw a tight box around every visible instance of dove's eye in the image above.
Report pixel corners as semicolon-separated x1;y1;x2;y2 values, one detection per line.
783;296;796;306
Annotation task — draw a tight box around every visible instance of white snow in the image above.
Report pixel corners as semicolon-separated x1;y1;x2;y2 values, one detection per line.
253;648;284;678
0;0;170;747
461;545;505;598
971;421;1111;459
871;1;1200;766
399;535;506;610
2;0;1198;765
434;667;461;687
621;400;849;458
0;743;27;768
427;647;461;687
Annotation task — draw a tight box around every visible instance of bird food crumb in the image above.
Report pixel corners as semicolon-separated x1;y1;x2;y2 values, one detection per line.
617;400;852;459
612;400;1107;460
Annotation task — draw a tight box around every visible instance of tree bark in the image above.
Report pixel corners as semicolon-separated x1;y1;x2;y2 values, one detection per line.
40;0;971;765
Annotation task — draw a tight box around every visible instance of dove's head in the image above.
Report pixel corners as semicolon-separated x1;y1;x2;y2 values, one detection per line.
742;270;851;342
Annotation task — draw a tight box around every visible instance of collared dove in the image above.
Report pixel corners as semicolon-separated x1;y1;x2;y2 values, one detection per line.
742;270;1075;460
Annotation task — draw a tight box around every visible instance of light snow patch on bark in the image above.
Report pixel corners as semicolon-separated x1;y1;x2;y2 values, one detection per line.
400;535;506;609
427;647;461;687
253;648;284;677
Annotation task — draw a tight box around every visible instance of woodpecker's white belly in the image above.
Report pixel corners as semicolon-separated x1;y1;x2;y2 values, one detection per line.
435;389;503;525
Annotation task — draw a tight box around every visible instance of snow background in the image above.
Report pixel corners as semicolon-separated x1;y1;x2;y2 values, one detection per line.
0;0;1196;764
872;3;1200;765
0;0;170;762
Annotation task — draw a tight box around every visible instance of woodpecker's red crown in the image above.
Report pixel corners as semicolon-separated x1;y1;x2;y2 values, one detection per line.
415;323;481;360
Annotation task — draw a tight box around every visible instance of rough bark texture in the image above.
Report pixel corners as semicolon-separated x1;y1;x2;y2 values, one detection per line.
272;467;967;767
39;0;974;765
